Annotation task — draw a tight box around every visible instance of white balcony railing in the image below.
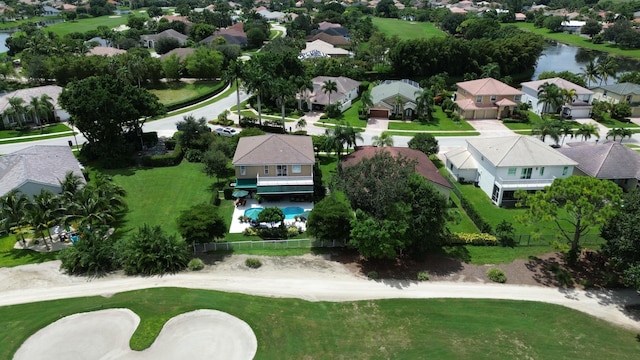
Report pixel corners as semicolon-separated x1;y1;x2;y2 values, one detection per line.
496;176;555;189
256;174;313;187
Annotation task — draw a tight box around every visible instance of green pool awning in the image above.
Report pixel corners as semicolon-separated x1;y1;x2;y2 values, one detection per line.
257;185;314;195
235;178;257;189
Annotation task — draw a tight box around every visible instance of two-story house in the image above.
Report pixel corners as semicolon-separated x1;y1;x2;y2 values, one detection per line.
232;134;315;198
444;136;578;206
299;76;360;112
454;78;522;120
520;77;593;118
591;82;640;117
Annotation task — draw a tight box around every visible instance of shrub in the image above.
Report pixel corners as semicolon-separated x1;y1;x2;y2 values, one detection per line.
447;232;498;246
240;116;258;128
188;258;205;271
245;257;262;268
118;225;190;275
141;143;183;167
367;271;379;279
459;197;492;233
418;271;430;281
165;138;176;150
223;187;234;200
555;269;573;287
487;268;507;283
243;227;259;236
287;225;302;237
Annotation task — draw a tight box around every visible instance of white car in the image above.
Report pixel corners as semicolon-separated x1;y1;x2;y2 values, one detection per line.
215;127;238;137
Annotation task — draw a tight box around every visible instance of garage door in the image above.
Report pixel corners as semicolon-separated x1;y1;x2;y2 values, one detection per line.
369;109;388;118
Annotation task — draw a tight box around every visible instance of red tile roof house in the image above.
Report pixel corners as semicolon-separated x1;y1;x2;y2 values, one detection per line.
341;146;452;201
454;78;523;120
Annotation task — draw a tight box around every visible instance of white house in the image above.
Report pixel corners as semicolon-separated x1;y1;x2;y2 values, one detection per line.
444;136;578;206
299;76;360;112
520;77;593;118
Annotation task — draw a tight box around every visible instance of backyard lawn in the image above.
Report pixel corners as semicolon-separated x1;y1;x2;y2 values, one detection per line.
148;81;225;108
371;17;446;40
100;161;214;236
513;23;640;59
320;99;368;128
0;123;72;139
0;234;58;268
1;288;639;359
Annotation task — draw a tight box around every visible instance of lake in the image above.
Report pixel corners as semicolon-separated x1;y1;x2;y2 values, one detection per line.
532;41;640;84
0;32;9;53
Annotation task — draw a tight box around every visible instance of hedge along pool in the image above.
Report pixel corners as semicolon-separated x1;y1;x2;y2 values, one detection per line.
244;207;306;220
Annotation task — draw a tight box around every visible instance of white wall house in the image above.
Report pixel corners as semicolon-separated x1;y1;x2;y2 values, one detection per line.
521;77;593;118
444;136;578;206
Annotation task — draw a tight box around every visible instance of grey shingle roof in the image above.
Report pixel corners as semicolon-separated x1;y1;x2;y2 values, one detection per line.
0;85;63;113
558;141;640;179
466;136;578;167
233;134;315;166
371;80;422;108
592;82;640;96
0;145;85;197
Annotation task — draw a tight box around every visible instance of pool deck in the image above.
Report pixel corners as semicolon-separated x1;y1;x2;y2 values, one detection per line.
229;199;314;234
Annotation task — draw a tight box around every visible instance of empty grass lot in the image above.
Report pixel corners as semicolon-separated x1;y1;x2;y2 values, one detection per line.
0;234;58;268
100;161;214;236
1;288;639;359
371;17;446;40
513;23;640;59
148;81;224;108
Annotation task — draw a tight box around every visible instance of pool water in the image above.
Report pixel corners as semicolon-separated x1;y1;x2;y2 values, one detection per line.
243;206;306;221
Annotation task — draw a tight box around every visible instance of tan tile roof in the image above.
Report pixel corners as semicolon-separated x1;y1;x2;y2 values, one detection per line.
466;136;578;167
456;78;522;96
87;46;126;57
233;134;315;166
341;146;452;189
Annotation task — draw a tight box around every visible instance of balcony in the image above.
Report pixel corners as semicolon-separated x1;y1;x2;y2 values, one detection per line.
496;176;554;190
257;175;313;187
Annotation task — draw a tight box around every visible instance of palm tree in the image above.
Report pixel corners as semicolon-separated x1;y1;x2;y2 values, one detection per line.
606;127;623;141
0;190;30;245
324;128;344;158
619;128;633;143
559;121;575;145
59;172;84;205
576;123;600;141
561;88;577;105
372;131;394;147
224;59;245;124
28;94;53;126
322;79;338;107
537;82;564;115
339;122;363;151
26;190;59;250
5;97;27;127
360;88;373;115
531;116;561;144
244;61;270;126
394;94;406;120
596;56;618;85
414;88;434;122
581;59;599;87
296;118;307;130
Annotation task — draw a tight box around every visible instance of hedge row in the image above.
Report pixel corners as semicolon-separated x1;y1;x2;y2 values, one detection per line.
460;197;493;233
141;143;184;167
447;232;498;246
164;82;227;112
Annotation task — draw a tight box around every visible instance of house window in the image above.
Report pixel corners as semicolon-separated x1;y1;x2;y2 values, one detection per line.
562;166;569;176
292;165;301;173
508;167;516;176
539;167;545;176
240;166;246;175
603;91;607;96
476;96;482;103
515;95;522;101
264;166;269;175
627;95;632;103
276;165;288;176
520;167;532;179
490;95;497;102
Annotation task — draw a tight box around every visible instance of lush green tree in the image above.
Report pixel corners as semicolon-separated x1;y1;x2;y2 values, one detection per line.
543;16;565;32
118;224;189;275
257;207;285;227
350;208;409;260
0;190;30;245
441;12;467;35
307;194;354;242
4;97;27;127
581;19;603;39
611;102;632;121
408;133;439;156
596;56;618;85
538;70;587;88
189;23;214;43
414;88;434;122
618;71;640;84
601;189;640;290
202;149;229;185
59;226;117;275
162;53;182;81
322;79;338;106
516;176;622;263
372;131;394;147
147;5;163;17
175;115;210;150
537;82;564;114
184;48;224;79
176;203;227;244
155;37;181;55
59;76;164;163
404;174;449;255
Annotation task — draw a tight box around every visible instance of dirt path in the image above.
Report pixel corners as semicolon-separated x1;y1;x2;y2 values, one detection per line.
1;255;639;331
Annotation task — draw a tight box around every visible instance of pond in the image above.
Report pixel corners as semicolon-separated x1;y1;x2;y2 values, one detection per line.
532;41;640;84
0;32;10;53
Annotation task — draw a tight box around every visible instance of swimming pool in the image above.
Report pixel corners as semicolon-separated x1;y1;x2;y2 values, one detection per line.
243;206;306;221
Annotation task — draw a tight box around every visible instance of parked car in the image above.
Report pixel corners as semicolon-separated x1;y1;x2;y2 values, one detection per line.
215;127;238;137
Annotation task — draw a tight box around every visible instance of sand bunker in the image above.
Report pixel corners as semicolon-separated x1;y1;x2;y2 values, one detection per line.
14;309;257;360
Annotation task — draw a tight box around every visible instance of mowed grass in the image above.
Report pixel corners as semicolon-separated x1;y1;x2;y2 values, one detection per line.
372;17;446;40
45;13;148;36
0;123;71;139
388;107;475;131
513;22;640;59
1;287;639;359
100;161;214;236
0;234;58;268
148;81;224;108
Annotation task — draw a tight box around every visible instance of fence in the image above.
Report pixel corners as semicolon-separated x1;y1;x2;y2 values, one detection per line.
193;238;348;253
